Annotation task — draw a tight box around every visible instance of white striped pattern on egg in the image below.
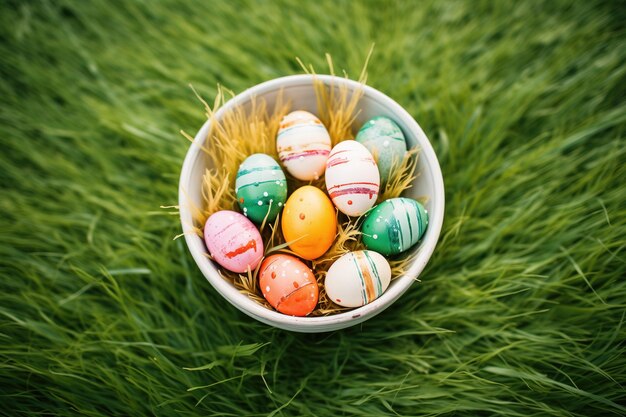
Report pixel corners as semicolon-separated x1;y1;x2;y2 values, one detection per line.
361;198;429;256
324;250;391;308
325;140;380;217
276;110;331;181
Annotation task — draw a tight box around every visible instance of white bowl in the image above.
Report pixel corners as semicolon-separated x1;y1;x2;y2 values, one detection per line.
179;74;445;333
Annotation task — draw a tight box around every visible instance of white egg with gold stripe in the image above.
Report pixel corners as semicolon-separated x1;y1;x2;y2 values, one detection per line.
324;250;391;308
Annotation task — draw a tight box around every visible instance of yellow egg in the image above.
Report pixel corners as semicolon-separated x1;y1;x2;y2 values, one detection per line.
282;186;337;260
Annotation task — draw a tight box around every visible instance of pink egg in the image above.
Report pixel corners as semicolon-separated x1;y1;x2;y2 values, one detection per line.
203;210;264;273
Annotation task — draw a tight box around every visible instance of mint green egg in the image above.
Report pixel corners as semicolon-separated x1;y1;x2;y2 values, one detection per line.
361;198;428;256
355;116;407;185
236;154;287;224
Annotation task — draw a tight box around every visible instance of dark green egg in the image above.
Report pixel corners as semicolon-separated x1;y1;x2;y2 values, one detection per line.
361;197;428;255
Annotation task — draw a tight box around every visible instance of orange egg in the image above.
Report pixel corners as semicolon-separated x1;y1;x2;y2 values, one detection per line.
281;185;337;260
259;254;318;316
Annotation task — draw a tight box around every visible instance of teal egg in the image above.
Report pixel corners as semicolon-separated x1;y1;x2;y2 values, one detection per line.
361;197;428;256
355;116;407;185
236;154;287;223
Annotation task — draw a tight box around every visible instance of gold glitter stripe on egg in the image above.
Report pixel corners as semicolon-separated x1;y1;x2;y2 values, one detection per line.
356;252;376;304
363;251;383;297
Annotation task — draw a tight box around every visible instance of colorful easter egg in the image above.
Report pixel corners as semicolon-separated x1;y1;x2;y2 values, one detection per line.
259;254;318;316
281;185;337;260
236;153;287;223
324;250;391;308
361;198;428;256
325;140;380;217
276;110;331;181
355;116;407;185
203;210;264;273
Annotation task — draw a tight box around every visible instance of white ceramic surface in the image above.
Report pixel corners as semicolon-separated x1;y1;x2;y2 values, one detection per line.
179;74;445;333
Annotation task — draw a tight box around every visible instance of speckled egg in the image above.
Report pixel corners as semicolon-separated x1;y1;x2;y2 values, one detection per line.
361;198;428;256
324;251;391;308
325;140;380;217
259;254;318;316
276;110;331;181
355;116;407;185
236;153;287;223
281;185;337;260
203;210;264;273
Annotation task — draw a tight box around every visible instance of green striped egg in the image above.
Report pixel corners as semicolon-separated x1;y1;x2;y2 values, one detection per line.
236;154;287;223
355;116;407;185
361;198;428;256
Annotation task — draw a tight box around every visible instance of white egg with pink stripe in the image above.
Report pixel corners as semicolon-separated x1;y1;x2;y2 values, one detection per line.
276;110;331;181
325;140;380;217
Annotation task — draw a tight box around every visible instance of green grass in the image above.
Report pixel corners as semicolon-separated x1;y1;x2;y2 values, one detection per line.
1;0;625;415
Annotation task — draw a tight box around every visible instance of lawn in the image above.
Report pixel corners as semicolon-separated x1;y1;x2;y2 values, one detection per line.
1;1;625;415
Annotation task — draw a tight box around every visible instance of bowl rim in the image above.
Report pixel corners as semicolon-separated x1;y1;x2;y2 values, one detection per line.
178;74;445;332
